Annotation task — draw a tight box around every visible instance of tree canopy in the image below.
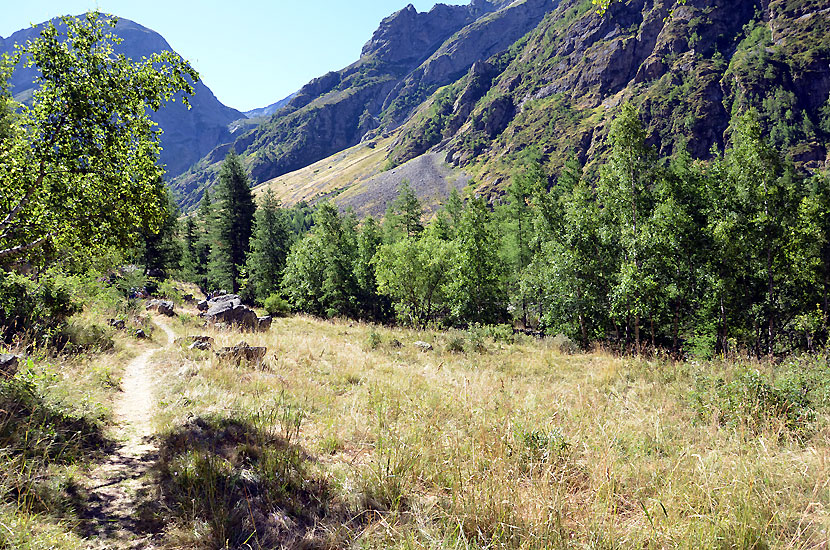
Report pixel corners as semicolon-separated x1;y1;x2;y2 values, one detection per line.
0;12;197;266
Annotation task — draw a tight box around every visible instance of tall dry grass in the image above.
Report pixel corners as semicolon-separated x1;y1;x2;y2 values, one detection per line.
147;314;830;549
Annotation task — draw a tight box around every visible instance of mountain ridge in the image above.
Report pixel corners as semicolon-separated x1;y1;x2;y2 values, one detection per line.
170;0;559;209
1;15;244;181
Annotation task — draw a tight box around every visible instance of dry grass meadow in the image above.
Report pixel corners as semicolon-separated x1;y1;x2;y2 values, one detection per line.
141;313;830;549
1;304;829;549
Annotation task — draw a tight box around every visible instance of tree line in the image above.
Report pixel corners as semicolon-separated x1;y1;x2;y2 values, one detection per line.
165;104;830;359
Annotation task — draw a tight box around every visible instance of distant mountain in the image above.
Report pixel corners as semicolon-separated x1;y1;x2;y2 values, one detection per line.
1;16;244;180
176;0;830;214
244;93;298;119
171;0;557;209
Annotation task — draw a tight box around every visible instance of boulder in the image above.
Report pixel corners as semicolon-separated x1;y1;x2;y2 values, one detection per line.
189;340;213;351
256;316;272;332
197;299;210;311
204;300;258;330
216;341;267;363
135;329;147;339
108;319;126;330
414;341;433;352
0;354;18;379
175;335;215;347
146;299;175;316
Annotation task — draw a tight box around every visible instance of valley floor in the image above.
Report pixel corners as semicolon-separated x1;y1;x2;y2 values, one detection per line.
3;310;829;549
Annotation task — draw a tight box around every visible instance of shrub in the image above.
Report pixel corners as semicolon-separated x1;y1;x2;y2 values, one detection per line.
0;271;81;343
551;334;578;355
445;336;465;353
366;330;382;350
692;368;817;437
156;279;183;304
263;293;291;317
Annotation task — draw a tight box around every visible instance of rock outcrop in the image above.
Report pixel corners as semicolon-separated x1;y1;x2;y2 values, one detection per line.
146;299;175;316
170;0;557;207
201;295;270;332
216;342;267;363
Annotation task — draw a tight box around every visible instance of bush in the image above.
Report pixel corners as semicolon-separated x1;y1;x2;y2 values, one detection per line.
156;279;183;304
551;334;578;355
692;368;817;437
263;293;291;317
366;330;382;350
0;271;81;343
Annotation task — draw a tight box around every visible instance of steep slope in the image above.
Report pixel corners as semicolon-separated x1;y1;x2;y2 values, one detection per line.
1;16;244;180
393;0;830;192
171;0;559;209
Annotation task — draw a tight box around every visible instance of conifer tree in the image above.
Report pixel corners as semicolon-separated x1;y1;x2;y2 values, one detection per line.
384;181;424;241
247;189;290;302
208;151;255;293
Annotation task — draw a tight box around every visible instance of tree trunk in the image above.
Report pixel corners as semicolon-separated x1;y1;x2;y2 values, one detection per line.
672;301;680;354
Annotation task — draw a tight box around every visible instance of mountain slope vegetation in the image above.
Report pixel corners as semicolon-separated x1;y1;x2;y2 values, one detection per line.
176;0;830;212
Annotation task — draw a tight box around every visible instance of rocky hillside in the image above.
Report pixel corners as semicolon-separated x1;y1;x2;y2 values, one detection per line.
392;0;830;191
1;16;244;180
174;0;829;212
171;0;560;209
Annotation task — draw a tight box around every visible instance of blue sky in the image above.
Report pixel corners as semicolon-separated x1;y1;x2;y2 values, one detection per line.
1;1;469;112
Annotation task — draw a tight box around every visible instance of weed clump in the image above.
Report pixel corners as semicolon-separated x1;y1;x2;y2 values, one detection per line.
153;399;353;549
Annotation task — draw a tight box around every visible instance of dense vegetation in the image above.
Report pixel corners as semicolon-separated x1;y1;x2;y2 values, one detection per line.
165;101;830;359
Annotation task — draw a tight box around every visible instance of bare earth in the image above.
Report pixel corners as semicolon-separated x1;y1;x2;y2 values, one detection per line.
83;316;174;549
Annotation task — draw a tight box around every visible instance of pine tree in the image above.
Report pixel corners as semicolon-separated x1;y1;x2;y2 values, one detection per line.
247;189;290;302
384;181;424;241
208;151;255;293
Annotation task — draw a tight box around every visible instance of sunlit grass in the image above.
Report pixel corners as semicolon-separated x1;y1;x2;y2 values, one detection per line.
149;313;830;549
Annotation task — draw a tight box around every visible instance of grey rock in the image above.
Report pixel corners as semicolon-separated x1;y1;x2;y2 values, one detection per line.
135;329;147;339
189;340;213;351
197;299;210;311
147;299;175;316
414;341;433;352
256;316;272;332
216;341;267;363
108;319;126;330
204;299;258;330
0;354;18;379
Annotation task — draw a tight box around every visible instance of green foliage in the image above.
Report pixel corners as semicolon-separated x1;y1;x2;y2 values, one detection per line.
282;202;358;318
692;368;818;438
247;190;291;302
383;181;424;241
263;293;290;317
374;226;456;327
0;12;197;265
448;196;506;325
0;270;81;343
208;151;256;293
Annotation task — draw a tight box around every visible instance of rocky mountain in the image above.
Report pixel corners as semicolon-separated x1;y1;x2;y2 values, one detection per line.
171;0;559;209
243;93;298;119
1;16;244;180
178;0;830;212
391;0;830;193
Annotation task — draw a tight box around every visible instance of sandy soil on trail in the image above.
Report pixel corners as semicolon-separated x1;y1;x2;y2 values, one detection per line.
83;316;175;549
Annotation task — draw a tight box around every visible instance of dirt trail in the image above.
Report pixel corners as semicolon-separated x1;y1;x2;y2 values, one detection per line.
83;316;175;549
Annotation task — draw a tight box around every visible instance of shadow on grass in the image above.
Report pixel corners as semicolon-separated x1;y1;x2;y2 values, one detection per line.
0;376;115;517
148;416;357;549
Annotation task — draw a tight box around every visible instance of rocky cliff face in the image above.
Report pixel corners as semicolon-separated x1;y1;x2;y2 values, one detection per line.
388;0;830;193
171;0;559;209
1;16;244;180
